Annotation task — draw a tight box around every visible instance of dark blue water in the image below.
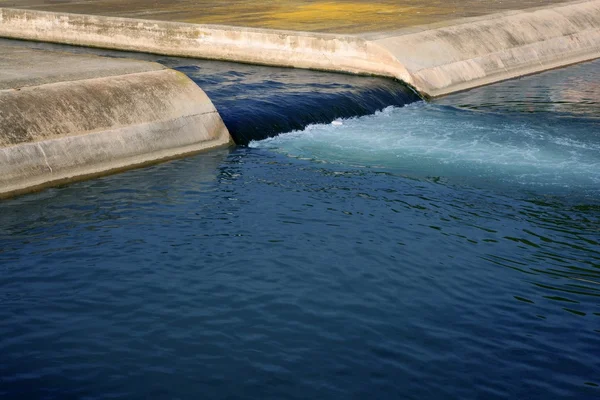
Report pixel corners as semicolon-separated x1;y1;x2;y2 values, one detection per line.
173;64;419;145
1;40;600;399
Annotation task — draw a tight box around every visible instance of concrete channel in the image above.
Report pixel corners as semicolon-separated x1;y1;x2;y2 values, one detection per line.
0;0;599;197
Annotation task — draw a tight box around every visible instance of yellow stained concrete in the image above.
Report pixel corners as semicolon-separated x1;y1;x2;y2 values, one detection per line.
0;0;573;33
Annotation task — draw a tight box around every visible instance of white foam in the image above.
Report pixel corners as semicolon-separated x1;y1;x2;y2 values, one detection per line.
250;104;600;191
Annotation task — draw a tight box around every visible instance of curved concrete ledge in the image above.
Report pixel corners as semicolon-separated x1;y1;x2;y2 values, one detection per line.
1;1;599;97
0;49;232;198
0;7;413;85
372;0;600;96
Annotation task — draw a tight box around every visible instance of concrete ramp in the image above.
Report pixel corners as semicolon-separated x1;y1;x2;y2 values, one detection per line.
371;0;600;96
0;45;232;198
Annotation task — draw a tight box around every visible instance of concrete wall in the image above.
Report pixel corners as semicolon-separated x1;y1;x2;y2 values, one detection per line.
0;1;599;96
0;50;232;198
0;7;414;86
372;0;600;96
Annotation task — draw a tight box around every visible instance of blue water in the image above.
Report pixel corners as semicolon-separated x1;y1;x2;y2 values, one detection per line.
173;64;419;144
1;41;600;398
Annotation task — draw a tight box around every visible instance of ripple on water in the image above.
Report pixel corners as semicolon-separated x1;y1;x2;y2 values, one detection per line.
436;59;600;119
1;146;599;399
1;46;600;399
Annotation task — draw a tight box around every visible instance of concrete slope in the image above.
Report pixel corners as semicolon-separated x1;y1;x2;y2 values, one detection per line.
0;46;232;198
0;7;413;84
0;1;599;96
0;44;167;89
372;0;600;96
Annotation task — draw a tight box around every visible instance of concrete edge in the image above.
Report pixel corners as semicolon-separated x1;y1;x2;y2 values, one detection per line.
0;7;413;84
375;0;600;96
363;0;596;39
0;128;232;199
424;52;600;98
0;43;167;90
0;68;233;198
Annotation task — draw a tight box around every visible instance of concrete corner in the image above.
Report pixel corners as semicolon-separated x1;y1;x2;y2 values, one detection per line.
0;46;232;198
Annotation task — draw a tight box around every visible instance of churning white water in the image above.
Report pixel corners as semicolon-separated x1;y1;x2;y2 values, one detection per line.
251;103;600;194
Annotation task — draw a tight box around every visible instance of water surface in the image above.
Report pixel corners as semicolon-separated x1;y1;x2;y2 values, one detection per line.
1;56;599;399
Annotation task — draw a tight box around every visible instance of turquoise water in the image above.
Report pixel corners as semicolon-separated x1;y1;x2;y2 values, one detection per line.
251;103;600;194
252;60;600;196
1;45;599;398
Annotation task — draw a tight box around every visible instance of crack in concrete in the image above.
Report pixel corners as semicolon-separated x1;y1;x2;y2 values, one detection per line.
37;142;53;173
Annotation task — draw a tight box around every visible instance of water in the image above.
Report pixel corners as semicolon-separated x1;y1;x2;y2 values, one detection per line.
173;63;419;145
1;47;600;398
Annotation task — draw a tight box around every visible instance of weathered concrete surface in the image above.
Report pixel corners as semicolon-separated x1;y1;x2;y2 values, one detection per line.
0;7;415;84
0;46;232;198
0;44;165;90
0;0;572;34
0;1;598;97
372;0;600;96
